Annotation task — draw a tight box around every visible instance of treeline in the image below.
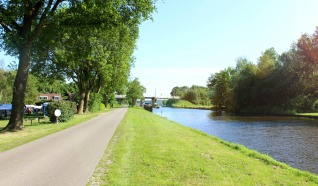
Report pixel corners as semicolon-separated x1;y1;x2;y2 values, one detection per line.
0;65;147;111
207;29;318;115
170;85;210;105
0;1;155;131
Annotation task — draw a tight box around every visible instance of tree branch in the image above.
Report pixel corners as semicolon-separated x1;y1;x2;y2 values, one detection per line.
50;0;64;15
1;5;22;32
29;0;54;43
30;1;44;20
0;19;11;32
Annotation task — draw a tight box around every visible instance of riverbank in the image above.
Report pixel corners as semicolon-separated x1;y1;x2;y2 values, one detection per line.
165;102;318;119
89;108;318;185
165;99;213;110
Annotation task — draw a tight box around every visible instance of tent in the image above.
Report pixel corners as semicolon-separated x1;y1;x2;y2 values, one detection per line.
0;104;12;119
0;104;12;110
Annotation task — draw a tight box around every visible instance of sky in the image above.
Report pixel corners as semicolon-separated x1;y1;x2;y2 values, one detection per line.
1;1;318;97
130;0;318;97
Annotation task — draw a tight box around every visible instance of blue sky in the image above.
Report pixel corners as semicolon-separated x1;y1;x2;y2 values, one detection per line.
131;0;318;97
1;1;318;97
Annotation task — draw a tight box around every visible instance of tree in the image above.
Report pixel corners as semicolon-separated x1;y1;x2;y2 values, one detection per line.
31;0;154;114
293;31;318;111
0;0;79;131
232;57;257;113
53;27;112;114
207;67;235;111
0;0;155;130
170;86;190;98
257;47;278;78
126;78;146;107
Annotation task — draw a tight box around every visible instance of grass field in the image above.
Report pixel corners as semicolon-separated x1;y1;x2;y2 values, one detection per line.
89;108;318;185
0;110;112;152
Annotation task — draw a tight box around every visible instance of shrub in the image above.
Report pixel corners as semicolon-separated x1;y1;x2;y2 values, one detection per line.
89;93;102;113
100;103;106;110
47;101;76;123
166;99;178;107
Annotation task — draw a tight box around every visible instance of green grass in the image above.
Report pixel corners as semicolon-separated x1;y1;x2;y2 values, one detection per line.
166;99;212;109
0;109;113;152
88;108;318;185
296;113;318;117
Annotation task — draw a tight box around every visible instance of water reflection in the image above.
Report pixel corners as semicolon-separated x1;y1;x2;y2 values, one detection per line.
153;107;318;174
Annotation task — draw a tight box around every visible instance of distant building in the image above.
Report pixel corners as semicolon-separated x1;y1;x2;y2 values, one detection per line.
39;93;62;101
115;95;126;99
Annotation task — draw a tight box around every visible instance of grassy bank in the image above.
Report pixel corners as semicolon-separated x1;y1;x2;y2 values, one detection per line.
89;108;318;185
166;99;212;109
0;110;112;152
296;113;318;119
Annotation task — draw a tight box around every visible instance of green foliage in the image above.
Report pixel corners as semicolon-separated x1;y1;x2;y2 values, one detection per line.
165;99;179;107
0;70;40;104
100;103;106;110
126;78;146;107
25;73;40;104
0;0;156;129
207;30;318;115
47;101;76;123
0;70;15;103
170;85;210;105
0;69;7;102
89;93;103;113
207;67;235;111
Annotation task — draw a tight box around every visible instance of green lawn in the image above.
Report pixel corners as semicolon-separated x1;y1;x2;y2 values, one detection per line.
89;108;318;185
0;110;112;152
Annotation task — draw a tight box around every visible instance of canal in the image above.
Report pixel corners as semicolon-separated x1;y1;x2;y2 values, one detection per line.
153;107;318;174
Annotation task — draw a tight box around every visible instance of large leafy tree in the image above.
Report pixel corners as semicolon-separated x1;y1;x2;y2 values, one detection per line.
52;1;153;113
207;67;235;111
0;0;155;130
0;0;80;131
126;78;146;107
170;86;190;98
54;28;112;114
296;31;318;110
232;57;257;112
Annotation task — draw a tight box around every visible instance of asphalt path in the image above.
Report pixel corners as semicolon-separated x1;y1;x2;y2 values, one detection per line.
0;108;127;186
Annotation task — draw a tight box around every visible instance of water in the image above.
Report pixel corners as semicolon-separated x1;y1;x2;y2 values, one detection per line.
153;107;318;174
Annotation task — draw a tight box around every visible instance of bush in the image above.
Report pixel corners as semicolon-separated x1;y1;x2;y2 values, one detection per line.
100;103;106;110
47;101;76;123
165;99;178;107
89;93;102;113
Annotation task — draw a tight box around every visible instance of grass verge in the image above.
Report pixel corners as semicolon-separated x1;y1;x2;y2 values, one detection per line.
88;108;318;185
0;109;113;152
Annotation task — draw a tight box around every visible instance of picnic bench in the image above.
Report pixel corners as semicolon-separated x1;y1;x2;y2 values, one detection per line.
24;116;48;125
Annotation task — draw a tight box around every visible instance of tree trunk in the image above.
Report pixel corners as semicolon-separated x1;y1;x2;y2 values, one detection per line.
3;47;30;131
84;90;90;113
77;91;85;114
105;94;109;108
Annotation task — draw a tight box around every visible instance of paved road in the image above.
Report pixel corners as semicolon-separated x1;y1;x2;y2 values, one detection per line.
0;108;127;186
